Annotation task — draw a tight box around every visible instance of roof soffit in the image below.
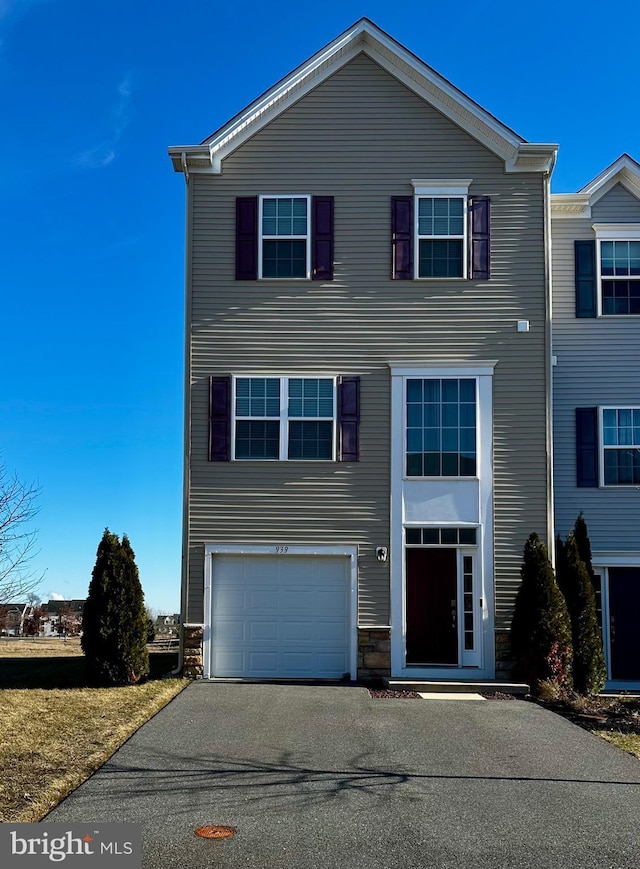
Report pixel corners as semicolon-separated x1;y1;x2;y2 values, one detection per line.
168;19;556;175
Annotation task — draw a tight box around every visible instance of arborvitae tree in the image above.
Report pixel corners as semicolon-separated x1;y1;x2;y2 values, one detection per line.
82;529;150;685
556;531;606;695
573;512;595;582
511;533;573;694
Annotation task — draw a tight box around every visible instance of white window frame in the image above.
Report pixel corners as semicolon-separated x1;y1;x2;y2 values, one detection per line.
258;195;311;280
404;374;479;480
593;224;640;316
412;180;471;280
598;405;640;487
232;375;337;461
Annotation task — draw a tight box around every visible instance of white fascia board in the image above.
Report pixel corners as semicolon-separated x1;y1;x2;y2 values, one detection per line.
168;145;215;174
550;193;591;218
505;143;558;174
589;173;640;206
168;19;549;176
578;154;640;203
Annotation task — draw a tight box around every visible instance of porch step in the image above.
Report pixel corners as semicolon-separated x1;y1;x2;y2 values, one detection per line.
385;679;529;695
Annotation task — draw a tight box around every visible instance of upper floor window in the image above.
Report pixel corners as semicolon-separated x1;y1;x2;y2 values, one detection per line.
601;407;640;485
577;227;640;317
406;378;476;477
259;196;310;279
392;180;490;281
234;376;335;460
236;196;334;282
600;240;640;315
417;197;465;278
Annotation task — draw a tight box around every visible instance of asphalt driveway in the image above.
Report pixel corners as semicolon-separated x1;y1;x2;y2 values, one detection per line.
46;683;640;868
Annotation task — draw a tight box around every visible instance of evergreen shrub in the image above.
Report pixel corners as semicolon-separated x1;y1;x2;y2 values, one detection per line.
511;532;573;694
81;529;150;686
556;516;606;695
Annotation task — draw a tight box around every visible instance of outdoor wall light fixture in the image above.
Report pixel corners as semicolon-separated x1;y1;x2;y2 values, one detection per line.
376;547;388;562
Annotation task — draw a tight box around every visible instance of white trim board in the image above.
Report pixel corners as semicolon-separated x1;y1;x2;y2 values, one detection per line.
168;20;556;175
551;154;640;217
389;363;495;680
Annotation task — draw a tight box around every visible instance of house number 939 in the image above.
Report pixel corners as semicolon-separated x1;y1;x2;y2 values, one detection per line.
275;546;289;553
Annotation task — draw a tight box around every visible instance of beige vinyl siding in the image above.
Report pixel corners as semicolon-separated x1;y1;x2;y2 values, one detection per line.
186;53;550;629
552;184;640;548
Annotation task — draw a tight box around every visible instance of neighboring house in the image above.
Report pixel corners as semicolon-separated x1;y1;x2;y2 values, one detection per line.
551;154;640;690
155;614;180;638
40;600;85;637
169;18;557;682
0;603;31;636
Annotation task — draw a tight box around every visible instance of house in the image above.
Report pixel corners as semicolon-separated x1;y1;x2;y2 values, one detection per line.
168;18;557;682
155;614;181;638
40;600;85;637
551;154;640;690
0;603;31;636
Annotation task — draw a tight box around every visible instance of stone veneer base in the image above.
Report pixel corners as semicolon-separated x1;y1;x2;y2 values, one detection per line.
180;625;514;681
182;623;204;677
358;628;391;679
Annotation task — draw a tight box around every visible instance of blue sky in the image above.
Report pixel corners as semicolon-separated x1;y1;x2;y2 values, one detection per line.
1;0;638;612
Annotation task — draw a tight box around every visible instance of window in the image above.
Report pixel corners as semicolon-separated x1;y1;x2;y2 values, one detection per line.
405;527;477;545
392;189;489;281
601;407;640;485
260;196;310;279
417;197;465;277
406;378;476;477
463;555;474;651
234;376;335;460
600;240;640;314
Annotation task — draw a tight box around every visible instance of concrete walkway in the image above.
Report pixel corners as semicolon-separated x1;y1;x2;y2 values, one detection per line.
46;683;640;868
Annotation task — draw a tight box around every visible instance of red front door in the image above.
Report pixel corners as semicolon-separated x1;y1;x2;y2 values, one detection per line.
406;548;458;665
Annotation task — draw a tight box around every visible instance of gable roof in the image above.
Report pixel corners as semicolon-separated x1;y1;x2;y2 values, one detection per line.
169;18;556;176
551;154;640;217
43;599;85;614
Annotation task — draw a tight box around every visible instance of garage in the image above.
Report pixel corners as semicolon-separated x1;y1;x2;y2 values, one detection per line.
206;549;354;679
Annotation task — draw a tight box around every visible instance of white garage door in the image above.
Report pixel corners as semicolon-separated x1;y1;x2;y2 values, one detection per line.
210;554;351;679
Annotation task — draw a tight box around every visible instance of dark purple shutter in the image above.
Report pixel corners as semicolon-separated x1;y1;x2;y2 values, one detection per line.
338;376;360;462
575;240;597;318
576;407;598;487
469;196;490;280
235;197;258;280
312;196;334;280
391;197;413;279
209;376;231;462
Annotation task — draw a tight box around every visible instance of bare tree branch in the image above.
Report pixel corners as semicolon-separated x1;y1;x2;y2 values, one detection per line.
0;461;44;605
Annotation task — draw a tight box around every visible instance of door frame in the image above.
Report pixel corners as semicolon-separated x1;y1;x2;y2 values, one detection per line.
202;543;358;680
592;553;640;689
389;363;496;680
